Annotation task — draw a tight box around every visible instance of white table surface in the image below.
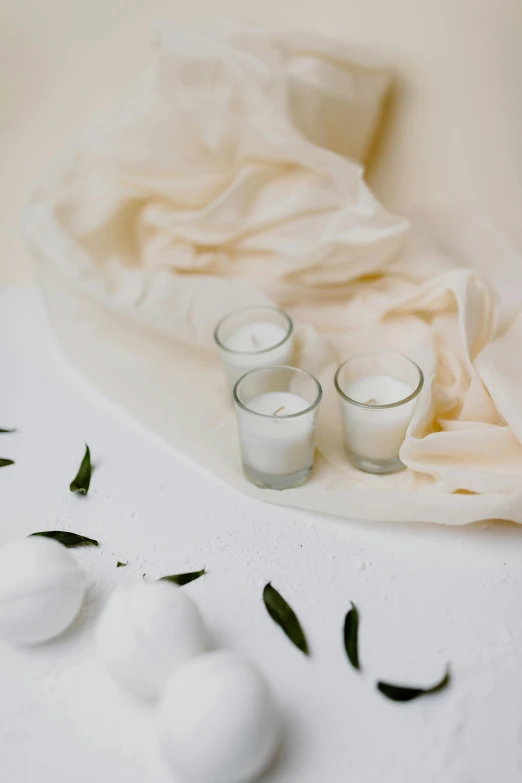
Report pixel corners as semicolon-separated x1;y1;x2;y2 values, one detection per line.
1;286;522;783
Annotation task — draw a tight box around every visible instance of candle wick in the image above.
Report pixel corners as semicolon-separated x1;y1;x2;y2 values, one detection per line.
273;406;285;416
251;334;260;349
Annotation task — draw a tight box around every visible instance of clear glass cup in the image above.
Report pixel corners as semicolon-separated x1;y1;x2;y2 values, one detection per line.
334;352;424;474
214;306;294;388
233;365;322;490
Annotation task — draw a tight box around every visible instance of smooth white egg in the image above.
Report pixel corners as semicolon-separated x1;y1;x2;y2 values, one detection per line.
96;580;208;700
0;536;87;645
158;650;280;783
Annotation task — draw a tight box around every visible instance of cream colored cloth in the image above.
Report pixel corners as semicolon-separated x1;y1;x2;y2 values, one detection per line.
24;23;522;524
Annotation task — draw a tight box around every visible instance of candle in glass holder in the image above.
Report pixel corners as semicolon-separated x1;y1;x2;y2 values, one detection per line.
334;353;423;474
214;306;294;387
233;366;322;490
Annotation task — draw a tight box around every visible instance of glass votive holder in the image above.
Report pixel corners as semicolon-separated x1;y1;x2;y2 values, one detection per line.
233;365;322;490
214;306;294;388
334;352;424;474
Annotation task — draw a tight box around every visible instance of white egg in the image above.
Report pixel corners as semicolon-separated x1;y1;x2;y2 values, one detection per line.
96;580;208;700
0;536;87;645
158;650;281;783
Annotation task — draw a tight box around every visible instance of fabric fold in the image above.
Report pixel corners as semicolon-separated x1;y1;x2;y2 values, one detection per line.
24;22;522;524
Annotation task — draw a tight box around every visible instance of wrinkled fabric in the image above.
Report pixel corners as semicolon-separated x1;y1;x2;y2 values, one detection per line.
24;23;522;524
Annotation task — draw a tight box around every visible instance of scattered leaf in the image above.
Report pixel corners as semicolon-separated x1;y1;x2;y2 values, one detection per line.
0;428;16;433
263;582;309;656
70;444;92;495
344;602;360;670
160;569;206;586
30;531;99;548
377;666;451;702
117;561;128;568
0;458;14;468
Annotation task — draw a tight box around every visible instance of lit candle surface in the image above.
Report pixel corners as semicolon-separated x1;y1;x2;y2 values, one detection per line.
340;375;416;465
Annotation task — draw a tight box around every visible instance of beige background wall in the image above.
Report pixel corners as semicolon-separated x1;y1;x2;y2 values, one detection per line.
2;0;521;283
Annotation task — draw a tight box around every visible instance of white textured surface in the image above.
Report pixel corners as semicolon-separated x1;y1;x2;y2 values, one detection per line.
1;286;522;782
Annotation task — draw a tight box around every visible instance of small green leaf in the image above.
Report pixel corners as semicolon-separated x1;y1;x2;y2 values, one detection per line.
0;458;14;468
117;561;128;568
0;428;16;433
377;666;451;702
263;583;309;656
344;602;360;670
69;444;92;495
30;531;99;548
160;569;206;586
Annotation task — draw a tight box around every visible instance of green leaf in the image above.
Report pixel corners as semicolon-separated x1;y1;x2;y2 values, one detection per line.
30;531;99;548
0;458;14;468
377;666;451;702
0;428;16;433
344;602;360;670
117;561;128;568
263;583;309;656
69;444;92;495
160;569;206;586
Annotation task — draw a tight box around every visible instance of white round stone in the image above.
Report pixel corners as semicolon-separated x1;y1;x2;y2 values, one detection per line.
158;650;280;783
0;536;87;645
96;580;208;700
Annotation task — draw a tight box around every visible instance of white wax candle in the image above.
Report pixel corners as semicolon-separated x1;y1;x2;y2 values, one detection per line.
347;375;413;407
238;391;315;476
221;322;293;386
340;375;415;463
225;322;286;354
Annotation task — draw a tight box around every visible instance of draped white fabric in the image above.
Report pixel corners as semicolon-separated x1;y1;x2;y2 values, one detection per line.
24;23;522;524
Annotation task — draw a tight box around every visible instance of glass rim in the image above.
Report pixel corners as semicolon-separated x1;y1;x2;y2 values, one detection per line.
214;305;294;356
233;365;322;419
334;352;424;409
